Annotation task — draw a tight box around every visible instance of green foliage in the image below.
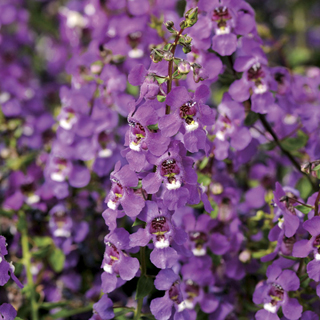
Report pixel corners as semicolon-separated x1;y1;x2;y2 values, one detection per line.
48;248;65;273
135;275;154;299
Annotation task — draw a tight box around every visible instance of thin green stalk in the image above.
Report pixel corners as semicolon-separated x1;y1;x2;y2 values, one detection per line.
19;210;39;320
134;247;146;320
166;28;184;114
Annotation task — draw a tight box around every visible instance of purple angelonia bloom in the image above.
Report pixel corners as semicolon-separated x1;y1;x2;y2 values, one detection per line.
130;201;187;269
0;303;17;320
272;183;300;238
253;265;302;320
292;216;320;283
90;294;114;320
123;100;170;171
105;161;145;218
180;259;218;316
142;141;198;210
150;268;190;320
160;84;215;154
214;93;252;160
0;236;23;289
229;47;275;113
101;228;139;293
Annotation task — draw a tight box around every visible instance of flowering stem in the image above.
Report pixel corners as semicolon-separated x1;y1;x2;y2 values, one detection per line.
19;210;39;320
134;246;146;320
166;28;184;114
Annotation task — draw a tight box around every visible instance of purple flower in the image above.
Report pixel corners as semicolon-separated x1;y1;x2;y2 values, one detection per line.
160;85;215;154
150;269;190;320
253;265;302;320
101;228;139;293
273;183;300;238
292;216;320;282
90;295;114;320
229;47;275;113
0;303;17;320
105;161;145;218
130;201;187;269
0;236;23;289
142;141;198;210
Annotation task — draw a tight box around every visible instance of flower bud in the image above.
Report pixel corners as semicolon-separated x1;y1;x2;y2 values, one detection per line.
165;21;174;29
163;51;174;61
184;7;198;28
150;49;163;63
178;60;191;74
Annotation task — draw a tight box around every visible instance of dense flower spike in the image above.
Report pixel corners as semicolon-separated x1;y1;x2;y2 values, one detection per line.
1;0;320;319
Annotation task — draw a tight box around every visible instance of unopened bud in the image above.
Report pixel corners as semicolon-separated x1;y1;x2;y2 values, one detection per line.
150;49;163;63
184;7;198;28
165;21;174;29
163;51;174;61
178;60;191;74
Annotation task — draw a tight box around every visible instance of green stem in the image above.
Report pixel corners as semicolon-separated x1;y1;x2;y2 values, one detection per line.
166;28;184;114
19;210;39;320
134;247;146;320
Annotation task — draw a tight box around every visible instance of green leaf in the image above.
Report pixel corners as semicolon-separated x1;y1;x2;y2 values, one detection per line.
147;124;159;131
157;95;166;102
281;130;308;152
155;77;167;85
197;173;211;186
244;111;259;126
313;164;320;171
33;236;53;247
199;157;209;170
132;218;146;227
294;205;312;214
40;301;70;310
317;170;320;179
48;248;65;273
295;176;313;199
260;141;276;151
279;254;301;261
135;275;154;299
15;317;24;320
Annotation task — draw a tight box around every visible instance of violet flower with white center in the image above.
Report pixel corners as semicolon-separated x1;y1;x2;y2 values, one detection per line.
213;93;252;160
229;47;275;114
180;259;218;315
253;265;302;320
101;228;139;293
142;141;198;210
292;216;320;285
159;84;215;154
129;201;187;269
105;161;145;218
150;268;190;320
271;182;300;238
123;100;170;171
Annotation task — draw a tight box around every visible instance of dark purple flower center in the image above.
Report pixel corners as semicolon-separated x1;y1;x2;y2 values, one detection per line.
247;63;265;82
110;179;124;201
212;6;231;21
313;235;320;248
281;236;295;255
274;72;285;84
268;283;284;304
180;101;197;125
105;241;120;263
98;131;110;149
127;31;142;48
129;120;146;145
53;212;68;228
150;216;170;235
185;279;200;299
169;283;181;304
189;231;208;248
